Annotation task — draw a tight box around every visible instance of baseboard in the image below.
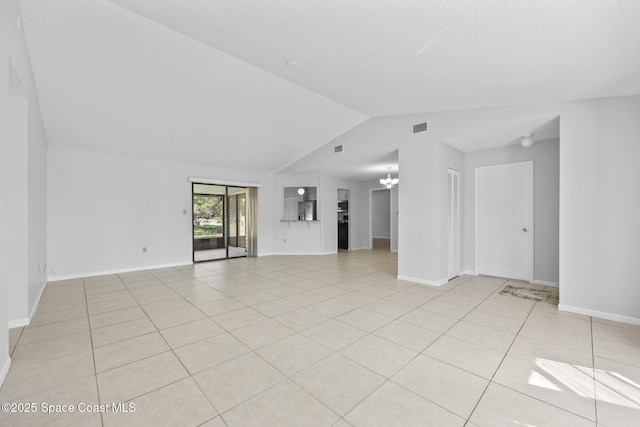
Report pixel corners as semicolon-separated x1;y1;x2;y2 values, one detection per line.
48;261;193;282
266;252;337;256
8;318;29;328
558;304;640;326
372;236;390;240
532;280;559;287
390;248;398;253
0;356;11;388
462;270;478;276
8;279;47;328
397;274;448;287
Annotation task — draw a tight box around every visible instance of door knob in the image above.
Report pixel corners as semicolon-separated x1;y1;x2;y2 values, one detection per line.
523;228;528;232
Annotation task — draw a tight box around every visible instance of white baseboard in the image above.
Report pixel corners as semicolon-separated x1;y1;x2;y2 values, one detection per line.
48;261;193;282
0;356;11;388
558;304;640;326
390;248;398;253
9;318;29;328
372;236;390;240
462;270;478;276
397;275;448;287
533;280;559;287
9;279;47;328
265;252;337;256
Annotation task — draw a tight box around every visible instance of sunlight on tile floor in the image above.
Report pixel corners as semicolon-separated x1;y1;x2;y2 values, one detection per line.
1;250;639;426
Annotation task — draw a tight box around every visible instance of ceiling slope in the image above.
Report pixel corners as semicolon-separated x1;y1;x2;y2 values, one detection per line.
18;0;367;172
107;0;640;116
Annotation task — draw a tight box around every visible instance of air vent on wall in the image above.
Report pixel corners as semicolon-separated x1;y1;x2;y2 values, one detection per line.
334;145;343;153
413;122;428;133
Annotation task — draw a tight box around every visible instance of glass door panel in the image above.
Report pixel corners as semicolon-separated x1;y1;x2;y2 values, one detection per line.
192;184;247;262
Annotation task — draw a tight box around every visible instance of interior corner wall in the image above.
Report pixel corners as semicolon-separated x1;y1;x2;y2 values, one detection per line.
6;0;48;327
47;147;274;279
464;139;559;284
1;0;12;383
437;141;465;280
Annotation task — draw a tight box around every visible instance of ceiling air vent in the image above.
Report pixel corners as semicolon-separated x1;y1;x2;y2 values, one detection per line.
413;122;427;133
334;145;343;153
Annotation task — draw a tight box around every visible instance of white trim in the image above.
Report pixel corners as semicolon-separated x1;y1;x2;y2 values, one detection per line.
533;280;559;287
0;357;11;388
189;177;262;188
269;252;337;256
390;248;398;253
9;318;29;328
9;279;47;328
397;274;448;287
447;168;461;278
475;161;534;283
372;236;391;240
48;261;193;282
462;270;478;276
558;304;640;326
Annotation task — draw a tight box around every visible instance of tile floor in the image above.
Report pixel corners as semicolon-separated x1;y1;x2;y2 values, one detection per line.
1;250;639;426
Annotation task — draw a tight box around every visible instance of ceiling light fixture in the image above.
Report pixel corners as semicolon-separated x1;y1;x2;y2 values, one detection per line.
297;187;305;195
521;134;534;148
379;167;399;189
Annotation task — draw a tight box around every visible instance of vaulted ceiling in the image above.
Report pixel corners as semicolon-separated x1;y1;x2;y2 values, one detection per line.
18;0;640;177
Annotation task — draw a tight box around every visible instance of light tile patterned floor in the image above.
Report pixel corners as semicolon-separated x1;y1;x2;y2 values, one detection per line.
1;250;639;426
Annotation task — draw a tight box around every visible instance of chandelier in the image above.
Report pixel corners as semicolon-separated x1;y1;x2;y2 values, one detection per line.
379;167;399;189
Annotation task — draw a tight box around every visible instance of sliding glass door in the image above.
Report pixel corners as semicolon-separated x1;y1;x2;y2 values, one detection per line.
192;184;247;262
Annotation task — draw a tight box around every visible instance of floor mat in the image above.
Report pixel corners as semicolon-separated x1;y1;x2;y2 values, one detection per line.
499;285;559;305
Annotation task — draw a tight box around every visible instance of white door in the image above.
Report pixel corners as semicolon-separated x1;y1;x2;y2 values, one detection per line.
476;162;533;282
447;169;461;278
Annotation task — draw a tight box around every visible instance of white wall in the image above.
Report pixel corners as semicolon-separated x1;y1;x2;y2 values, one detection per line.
47;147;274;279
7;97;29;322
0;0;11;385
5;0;48;330
590;96;640;321
372;190;390;238
464;139;559;284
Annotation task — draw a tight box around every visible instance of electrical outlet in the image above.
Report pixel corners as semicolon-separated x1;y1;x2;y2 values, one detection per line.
182;209;187;215
142;247;148;253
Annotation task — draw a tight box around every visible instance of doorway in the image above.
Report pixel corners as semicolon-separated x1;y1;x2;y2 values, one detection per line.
337;189;350;250
475;161;533;281
192;183;247;262
370;188;391;251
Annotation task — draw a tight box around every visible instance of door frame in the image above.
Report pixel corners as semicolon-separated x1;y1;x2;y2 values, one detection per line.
191;183;247;263
368;187;393;250
474;161;534;282
447;168;461;279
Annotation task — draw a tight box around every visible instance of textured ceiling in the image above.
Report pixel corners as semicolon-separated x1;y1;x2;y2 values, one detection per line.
106;0;640;116
17;0;640;178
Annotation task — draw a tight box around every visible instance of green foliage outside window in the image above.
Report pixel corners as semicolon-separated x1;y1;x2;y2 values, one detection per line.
193;195;223;238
